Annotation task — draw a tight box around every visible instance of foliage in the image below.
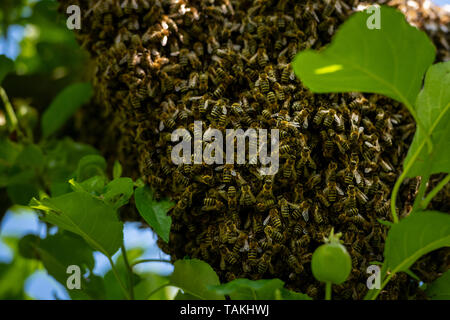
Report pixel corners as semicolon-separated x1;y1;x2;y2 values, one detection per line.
293;5;450;300
135;186;173;243
425;270;450;300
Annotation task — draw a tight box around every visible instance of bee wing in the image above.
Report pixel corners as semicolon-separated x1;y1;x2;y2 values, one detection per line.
336;185;345;196
354;170;362;185
263;214;271;226
356;188;368;203
302;208;309;222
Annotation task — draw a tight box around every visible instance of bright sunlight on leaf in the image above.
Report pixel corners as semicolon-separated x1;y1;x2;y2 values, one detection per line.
292;5;435;111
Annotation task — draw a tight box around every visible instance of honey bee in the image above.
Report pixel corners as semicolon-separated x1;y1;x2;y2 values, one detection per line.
264;225;284;242
240;185;256;206
213;84;226;99
316;190;331;207
313;204;324;224
247;240;259;263
269;208;283;229
313;107;328;126
253;214;264;235
280;64;291;83
219;245;239;269
202;197;225;212
295;234;311;248
257;47;269;68
257;72;270;93
257;251;273;275
306;173;322;189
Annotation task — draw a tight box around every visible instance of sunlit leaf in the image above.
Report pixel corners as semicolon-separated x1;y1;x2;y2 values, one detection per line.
404;62;450;177
292;5;435;110
32;191;123;257
384;211;450;274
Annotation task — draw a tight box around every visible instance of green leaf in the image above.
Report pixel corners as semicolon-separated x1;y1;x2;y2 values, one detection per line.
113;160;122;179
15;144;45;171
135;186;173;243
103;177;134;209
0;138;22;168
170;259;224;300
43;138;99;196
18;234;41;260
278;288;312;300
41;83;93;138
77;176;108;195
0;237;38;299
404;62;450;177
292;5;435;110
426;270;450;300
35;233;95;285
32;191;123;257
384;211;450;274
75;155;106;182
0;55;14;84
103;248;143;300
208;278;310;300
134;273;171;300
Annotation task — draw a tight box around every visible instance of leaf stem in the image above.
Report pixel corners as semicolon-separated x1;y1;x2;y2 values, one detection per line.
131;259;172;268
390;138;427;223
121;244;135;300
412;174;429;211
420;174;450;209
325;282;332;300
107;256;131;300
146;282;170;300
0;86;17;131
367;273;394;300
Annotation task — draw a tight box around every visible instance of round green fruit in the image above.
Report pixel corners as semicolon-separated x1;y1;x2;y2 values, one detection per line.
311;231;352;284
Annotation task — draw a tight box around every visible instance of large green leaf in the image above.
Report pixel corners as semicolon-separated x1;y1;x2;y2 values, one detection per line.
208;278;311;300
135;186;173;243
0;55;14;84
31;191;123;257
41;83;93;138
292;5;435;109
384;211;450;274
170;259;224;300
426;270;450;300
404;62;450;177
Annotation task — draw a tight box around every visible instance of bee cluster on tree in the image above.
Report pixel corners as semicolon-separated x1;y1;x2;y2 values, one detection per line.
59;0;450;299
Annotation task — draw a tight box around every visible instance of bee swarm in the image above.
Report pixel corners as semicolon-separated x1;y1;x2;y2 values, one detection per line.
60;0;449;299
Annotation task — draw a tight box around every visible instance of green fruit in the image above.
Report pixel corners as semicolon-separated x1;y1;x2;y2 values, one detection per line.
311;230;352;284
